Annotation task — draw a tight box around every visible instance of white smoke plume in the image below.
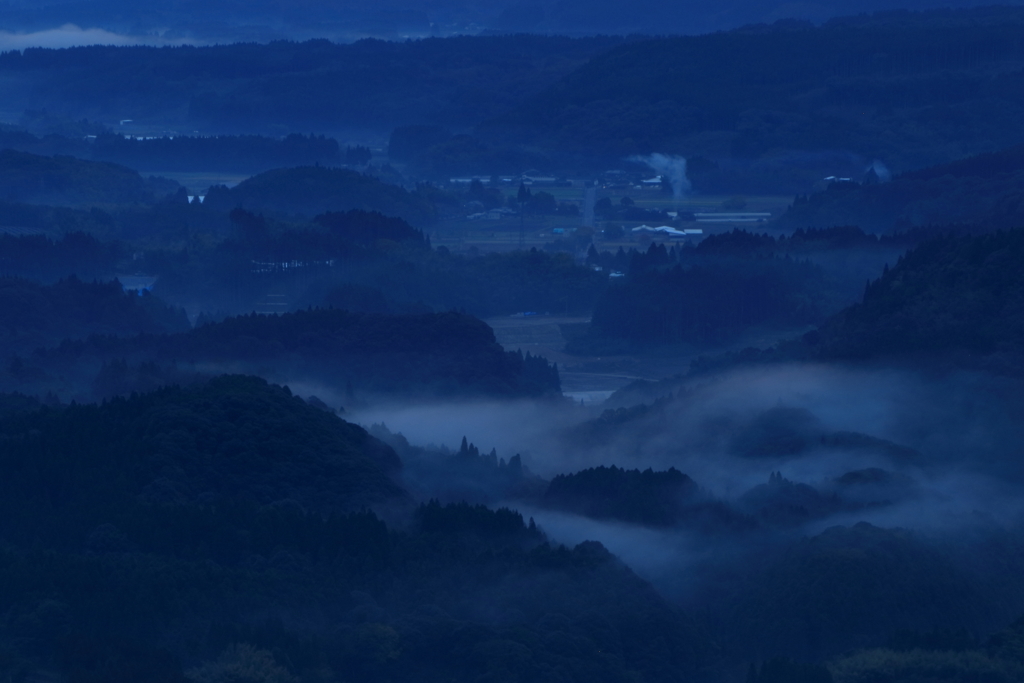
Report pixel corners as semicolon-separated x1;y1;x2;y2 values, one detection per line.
628;153;692;199
869;159;892;182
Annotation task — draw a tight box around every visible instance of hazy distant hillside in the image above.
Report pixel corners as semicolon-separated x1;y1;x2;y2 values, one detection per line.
0;0;1014;42
682;228;1024;376
0;276;190;357
5;309;562;401
778;144;1024;232
490;7;1024;182
0;36;626;133
204;166;437;224
0;149;176;206
813;229;1024;364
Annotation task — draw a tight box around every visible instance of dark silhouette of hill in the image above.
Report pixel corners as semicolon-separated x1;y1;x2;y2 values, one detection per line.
653;228;1024;377
542;465;753;533
159;208;605;318
0;230;121;281
571;241;839;351
9;309;561;401
729;523;991;659
490;8;1024;183
0;36;626;134
778;144;1024;233
809;229;1024;365
0;128;346;174
0;149;177;206
0;376;714;683
203;166;437;224
0;276;190;358
0;375;407;518
0;0;1010;44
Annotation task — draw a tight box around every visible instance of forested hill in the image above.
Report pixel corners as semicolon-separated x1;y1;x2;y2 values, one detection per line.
0;375;714;683
12;309;561;401
0;149;177;206
812;229;1024;364
777;144;1024;233
490;7;1024;171
0;276;190;357
688;229;1024;375
0;36;626;133
203;166;437;224
0;375;406;518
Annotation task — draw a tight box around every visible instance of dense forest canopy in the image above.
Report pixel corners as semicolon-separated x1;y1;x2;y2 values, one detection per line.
2;308;562;402
491;8;1024;178
778;144;1024;232
3;5;1024;683
0;36;627;132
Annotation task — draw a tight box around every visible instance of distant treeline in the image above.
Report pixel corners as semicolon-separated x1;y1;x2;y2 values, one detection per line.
0;276;190;357
0;127;368;173
154;206;604;318
202;166;437;224
490;7;1024;180
0;35;625;132
0;148;176;206
0;231;121;281
574;228;903;350
777;144;1024;233
6;308;561;401
689;227;1024;376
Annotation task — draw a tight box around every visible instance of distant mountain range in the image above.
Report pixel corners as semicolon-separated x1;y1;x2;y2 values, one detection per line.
0;0;1020;44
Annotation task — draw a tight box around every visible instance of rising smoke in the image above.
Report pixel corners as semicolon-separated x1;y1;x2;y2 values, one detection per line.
629;153;692;199
869;159;892;182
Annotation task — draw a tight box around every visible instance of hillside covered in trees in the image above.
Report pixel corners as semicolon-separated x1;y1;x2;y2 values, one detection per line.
0;36;627;134
490;8;1024;187
777;144;1024;233
3;308;561;402
0;276;190;356
0;376;716;683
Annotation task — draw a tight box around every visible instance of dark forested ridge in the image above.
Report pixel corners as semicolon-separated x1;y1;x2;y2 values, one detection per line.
0;128;346;174
680;228;1024;377
4;308;561;401
203;166;437;224
159;207;605;317
0;376;716;683
778;144;1024;233
0;276;190;356
572;230;908;351
0;148;177;206
813;229;1024;364
0;375;407;517
490;7;1024;181
0;36;627;133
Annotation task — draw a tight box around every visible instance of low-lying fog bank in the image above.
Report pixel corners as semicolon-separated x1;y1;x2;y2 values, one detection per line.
343;359;1024;652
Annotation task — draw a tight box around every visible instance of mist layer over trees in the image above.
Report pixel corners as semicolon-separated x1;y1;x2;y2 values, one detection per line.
4;5;1024;683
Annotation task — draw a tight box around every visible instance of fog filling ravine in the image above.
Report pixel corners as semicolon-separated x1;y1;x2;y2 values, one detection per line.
6;2;1024;682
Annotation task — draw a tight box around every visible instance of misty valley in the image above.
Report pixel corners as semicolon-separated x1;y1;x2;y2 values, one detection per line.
4;6;1024;683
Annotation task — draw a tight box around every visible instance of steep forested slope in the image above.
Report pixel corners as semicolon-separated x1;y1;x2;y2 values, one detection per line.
0;377;715;683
